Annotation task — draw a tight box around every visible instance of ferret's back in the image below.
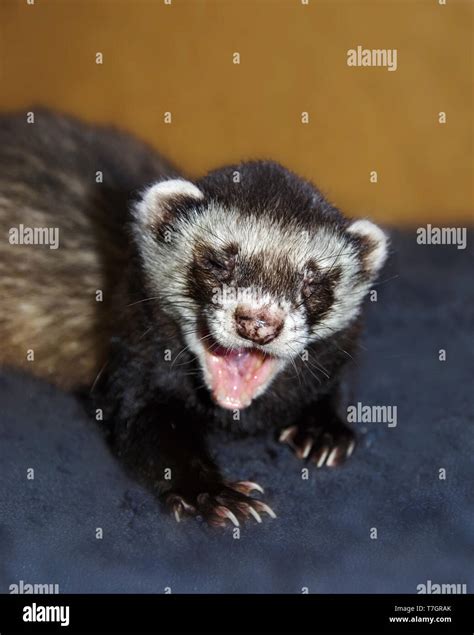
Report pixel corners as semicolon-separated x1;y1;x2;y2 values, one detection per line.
0;109;175;389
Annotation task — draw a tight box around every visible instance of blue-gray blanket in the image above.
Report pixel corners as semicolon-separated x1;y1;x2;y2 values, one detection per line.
1;232;473;593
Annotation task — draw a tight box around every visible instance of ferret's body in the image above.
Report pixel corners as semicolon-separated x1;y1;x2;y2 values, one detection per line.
0;110;388;526
0;110;175;388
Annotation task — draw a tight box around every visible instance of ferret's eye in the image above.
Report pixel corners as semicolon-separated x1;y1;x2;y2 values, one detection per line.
206;256;226;271
302;277;316;299
200;251;236;282
301;264;323;299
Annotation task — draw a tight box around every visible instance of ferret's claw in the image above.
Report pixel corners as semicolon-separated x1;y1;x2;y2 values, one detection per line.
300;437;313;459
164;478;275;528
167;494;195;523
279;425;297;444
281;421;356;468
315;447;330;468
254;501;277;519
326;446;339;467
346;440;356;458
218;507;240;527
232;480;264;495
246;506;262;523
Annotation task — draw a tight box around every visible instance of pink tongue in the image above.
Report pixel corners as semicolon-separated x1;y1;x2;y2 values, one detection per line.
206;346;269;410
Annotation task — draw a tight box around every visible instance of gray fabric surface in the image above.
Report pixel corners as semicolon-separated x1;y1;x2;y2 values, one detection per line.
1;231;473;593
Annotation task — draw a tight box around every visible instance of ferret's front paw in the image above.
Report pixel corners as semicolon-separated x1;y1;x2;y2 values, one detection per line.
279;421;355;468
164;480;276;528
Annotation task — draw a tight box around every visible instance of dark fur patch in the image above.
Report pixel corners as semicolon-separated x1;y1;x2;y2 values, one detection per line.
349;233;378;279
150;194;205;241
189;242;239;308
235;250;300;302
303;262;342;327
197;161;347;236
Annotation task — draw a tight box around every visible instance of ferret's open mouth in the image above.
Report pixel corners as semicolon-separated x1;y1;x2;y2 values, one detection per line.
202;340;279;410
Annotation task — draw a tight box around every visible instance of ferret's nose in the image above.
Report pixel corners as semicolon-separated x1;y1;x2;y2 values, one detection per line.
235;307;284;345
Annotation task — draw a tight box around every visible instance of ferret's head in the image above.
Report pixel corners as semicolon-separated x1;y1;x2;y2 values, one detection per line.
133;162;388;410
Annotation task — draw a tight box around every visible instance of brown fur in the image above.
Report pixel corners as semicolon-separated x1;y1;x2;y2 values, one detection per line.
0;109;176;388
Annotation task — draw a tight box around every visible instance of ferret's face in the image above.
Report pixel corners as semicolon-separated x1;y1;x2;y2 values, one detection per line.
134;169;388;410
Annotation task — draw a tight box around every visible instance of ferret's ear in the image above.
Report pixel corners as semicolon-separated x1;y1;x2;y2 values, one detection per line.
134;179;204;228
346;219;389;277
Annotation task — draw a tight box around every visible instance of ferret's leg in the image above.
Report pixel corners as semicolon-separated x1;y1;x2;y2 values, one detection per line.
278;391;356;467
111;401;276;526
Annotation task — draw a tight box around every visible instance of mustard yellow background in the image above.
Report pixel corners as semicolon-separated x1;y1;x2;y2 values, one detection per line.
1;0;472;224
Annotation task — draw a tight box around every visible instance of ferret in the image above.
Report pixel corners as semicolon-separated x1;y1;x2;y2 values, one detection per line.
0;109;388;527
